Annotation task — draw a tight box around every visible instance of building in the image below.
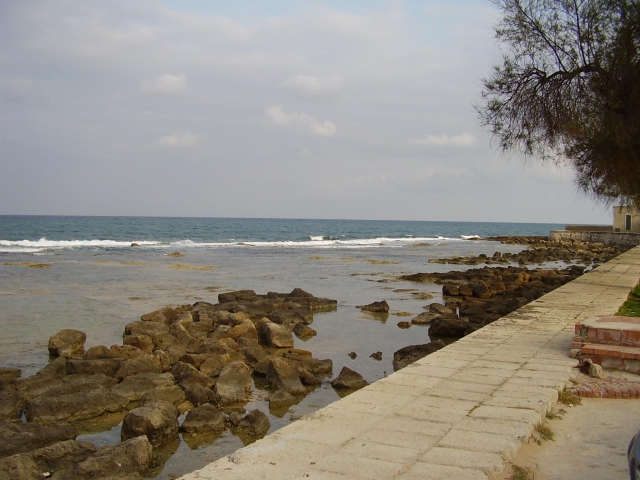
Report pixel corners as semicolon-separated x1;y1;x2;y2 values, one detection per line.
613;206;640;232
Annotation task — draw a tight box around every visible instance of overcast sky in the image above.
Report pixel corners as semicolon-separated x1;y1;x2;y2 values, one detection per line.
0;0;613;224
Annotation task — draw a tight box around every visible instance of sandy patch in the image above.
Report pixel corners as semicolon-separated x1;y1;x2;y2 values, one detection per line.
169;264;216;271
4;262;51;269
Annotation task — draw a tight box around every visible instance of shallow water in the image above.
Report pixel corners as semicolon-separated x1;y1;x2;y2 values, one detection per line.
0;217;562;478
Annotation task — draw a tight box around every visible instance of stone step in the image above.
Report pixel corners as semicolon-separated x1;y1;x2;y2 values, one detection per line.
574;315;640;349
581;343;640;373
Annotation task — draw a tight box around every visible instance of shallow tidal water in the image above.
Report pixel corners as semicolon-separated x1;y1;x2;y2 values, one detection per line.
0;217;563;478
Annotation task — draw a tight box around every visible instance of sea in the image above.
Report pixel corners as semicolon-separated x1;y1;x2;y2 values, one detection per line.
0;216;564;478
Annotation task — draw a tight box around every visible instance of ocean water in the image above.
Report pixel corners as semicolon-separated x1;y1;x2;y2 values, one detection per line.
0;216;564;478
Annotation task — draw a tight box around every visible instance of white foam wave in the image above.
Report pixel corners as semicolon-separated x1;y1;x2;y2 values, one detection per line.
309;236;324;241
461;235;481;240
0;238;160;251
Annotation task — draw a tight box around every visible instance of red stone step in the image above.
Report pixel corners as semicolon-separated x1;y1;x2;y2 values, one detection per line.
574;315;640;348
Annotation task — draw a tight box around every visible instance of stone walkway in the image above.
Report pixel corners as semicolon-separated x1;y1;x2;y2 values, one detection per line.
180;246;640;480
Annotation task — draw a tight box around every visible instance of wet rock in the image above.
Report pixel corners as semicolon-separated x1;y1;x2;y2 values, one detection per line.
25;386;129;424
392;340;446;371
17;374;117;401
331;367;368;390
284;354;333;376
112;373;175;402
215;362;252;404
259;321;294;348
410;312;439;325
429;316;469;338
288;288;314;298
369;352;382;361
115;356;162;380
142;385;188;411
28;439;97;473
397;321;411;329
0;391;23;420
0;368;21;380
268;389;296;408
84;345;111;360
180;404;226;434
428;303;454;315
267;358;305;395
241;348;268;369
48;330;86;358
442;284;460;296
58;436;152;480
124;321;169;339
66;359;123;377
0;453;40;479
293;323;317;338
170;362;214;388
121;401;179;446
237;409;269;437
357;300;389;313
109;344;147;360
348;352;357;359
227;320;258;342
0;421;77;458
180;383;217;407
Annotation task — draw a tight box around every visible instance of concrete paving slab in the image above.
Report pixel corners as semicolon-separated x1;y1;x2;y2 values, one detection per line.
456;416;533;440
420;446;504;475
395;462;488;480
310;452;405;479
438;429;522;459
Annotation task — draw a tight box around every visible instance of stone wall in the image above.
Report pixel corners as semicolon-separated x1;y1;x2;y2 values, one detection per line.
550;230;640;246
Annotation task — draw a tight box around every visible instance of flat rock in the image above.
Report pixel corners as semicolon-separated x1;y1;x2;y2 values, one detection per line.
48;330;86;358
411;312;440;325
115;356;161;380
0;421;77;458
392;340;446;371
0;368;21;380
65;359;123;377
112;373;175;402
28;439;97;473
269;389;296;408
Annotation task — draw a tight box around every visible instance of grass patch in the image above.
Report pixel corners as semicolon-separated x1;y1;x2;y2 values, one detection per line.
546;411;559;420
535;423;554;442
617;284;640;317
510;465;534;480
558;389;581;406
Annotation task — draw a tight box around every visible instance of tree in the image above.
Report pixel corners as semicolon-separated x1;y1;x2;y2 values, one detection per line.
478;0;640;206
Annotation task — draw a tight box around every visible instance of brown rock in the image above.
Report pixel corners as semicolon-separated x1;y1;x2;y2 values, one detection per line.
357;300;389;312
170;362;214;388
180;404;226;434
259;321;294;348
331;367;368;390
392;340;446;371
121;401;179;446
0;391;23;420
0;422;78;459
65;359;123;377
214;362;251;404
123;335;154;353
267;358;305;395
84;345;110;360
48;330;86;358
237;409;270;437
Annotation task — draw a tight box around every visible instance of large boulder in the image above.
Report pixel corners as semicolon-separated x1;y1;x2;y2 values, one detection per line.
259;321;294;348
267;358;305;396
331;367;368;390
392;340;446;371
0;422;77;458
25;386;129;424
121;401;179;446
180;404;226;434
58;436;152;480
123;335;154;353
48;330;86;358
0;391;23;420
214;362;252;405
429;316;469;338
237;409;270;437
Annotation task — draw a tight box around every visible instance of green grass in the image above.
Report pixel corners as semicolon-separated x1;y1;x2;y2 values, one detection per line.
510;465;534;480
558;389;581;406
536;423;554;442
617;284;640;317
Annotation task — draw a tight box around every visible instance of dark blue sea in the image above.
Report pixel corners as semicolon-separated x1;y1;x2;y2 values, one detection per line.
0;216;563;478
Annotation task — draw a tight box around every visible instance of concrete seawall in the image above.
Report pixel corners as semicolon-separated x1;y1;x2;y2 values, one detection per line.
550;229;640;246
180;246;640;480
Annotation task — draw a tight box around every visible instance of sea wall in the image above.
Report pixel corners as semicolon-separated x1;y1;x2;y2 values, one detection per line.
180;246;640;480
550;229;640;246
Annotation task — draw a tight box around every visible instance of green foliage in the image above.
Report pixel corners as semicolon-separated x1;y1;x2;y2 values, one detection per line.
510;465;534;480
478;0;640;206
558;389;582;406
535;422;555;442
617;284;640;316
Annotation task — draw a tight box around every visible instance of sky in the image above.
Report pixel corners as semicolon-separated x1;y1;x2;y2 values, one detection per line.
0;0;614;224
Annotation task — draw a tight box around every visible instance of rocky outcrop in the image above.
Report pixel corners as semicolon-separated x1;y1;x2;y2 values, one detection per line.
48;330;86;358
357;300;389;312
0;391;23;420
392;341;446;371
121;401;179;446
0;422;78;458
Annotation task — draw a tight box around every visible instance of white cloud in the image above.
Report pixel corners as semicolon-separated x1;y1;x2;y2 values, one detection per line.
265;105;337;137
282;75;341;98
157;132;198;147
140;74;187;95
409;133;476;147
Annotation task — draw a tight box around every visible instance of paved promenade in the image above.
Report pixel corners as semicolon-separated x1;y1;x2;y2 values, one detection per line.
181;246;640;480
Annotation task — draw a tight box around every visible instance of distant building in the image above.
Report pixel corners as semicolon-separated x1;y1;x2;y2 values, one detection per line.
613;206;640;232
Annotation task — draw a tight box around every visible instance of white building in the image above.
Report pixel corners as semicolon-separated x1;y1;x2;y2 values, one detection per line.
613;206;640;232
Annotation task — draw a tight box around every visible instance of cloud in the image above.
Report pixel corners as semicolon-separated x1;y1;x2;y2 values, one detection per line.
409;133;476;147
265;105;337;137
140;74;187;95
157;132;198;147
282;75;341;98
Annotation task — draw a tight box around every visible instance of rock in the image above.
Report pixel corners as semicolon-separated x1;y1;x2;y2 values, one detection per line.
121;401;179;446
397;321;411;329
123;335;155;353
130;243;139;247
392;340;446;371
268;389;296;408
348;352;357;359
124;320;170;339
299;369;322;386
0;391;23;420
180;404;226;434
25;386;129;424
242;347;268;368
18;374;117;401
180;383;217;407
218;290;257;304
237;409;270;437
580;359;605;379
166;251;185;257
293;323;317;338
410;312;440;325
112;373;175;402
259;321;294;348
142;385;188;410
227;320;258;341
0;453;40;479
0;421;78;458
369;352;382;361
284;354;333;376
214;362;252;404
36;357;67;377
442;284;460;296
109;345;147;360
170;362;214;388
180;353;213;368
428;303;454;315
267;358;305;395
58;436;152;480
65;359;123;377
115;356;161;380
0;368;21;380
331;367;368;390
199;354;232;377
288;288;314;298
84;345;111;360
28;439;97;473
429;315;469;338
357;301;389;313
140;306;180;325
48;330;86;358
